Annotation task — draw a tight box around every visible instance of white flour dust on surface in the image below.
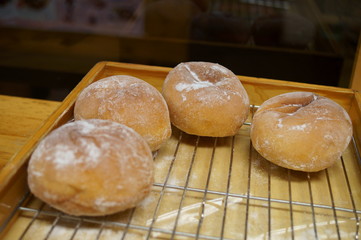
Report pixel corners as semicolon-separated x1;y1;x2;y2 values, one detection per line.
29;119;152;175
170;62;248;106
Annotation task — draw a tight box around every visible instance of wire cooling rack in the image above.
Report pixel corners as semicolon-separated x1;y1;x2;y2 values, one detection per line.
3;105;361;240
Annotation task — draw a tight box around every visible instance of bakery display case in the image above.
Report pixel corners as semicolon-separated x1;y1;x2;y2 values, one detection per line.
0;0;360;100
0;61;360;239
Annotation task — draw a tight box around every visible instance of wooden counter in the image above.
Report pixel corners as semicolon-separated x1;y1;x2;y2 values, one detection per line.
0;95;60;168
0;95;60;236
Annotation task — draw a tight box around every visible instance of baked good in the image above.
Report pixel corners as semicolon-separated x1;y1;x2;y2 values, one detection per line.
162;62;250;136
27;119;154;216
250;92;353;172
74;75;171;151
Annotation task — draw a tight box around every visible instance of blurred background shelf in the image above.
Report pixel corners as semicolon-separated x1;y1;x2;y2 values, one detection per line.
0;0;360;100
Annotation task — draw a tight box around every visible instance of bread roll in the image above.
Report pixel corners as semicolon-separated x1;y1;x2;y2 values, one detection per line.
74;75;171;151
162;62;250;136
27;119;154;216
250;92;353;172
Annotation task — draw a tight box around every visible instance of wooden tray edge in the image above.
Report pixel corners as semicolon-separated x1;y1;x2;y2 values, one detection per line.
0;61;106;192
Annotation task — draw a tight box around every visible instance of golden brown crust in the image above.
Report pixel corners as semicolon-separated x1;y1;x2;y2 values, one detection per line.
250;92;353;172
162;62;250;136
27;119;154;216
74;75;171;151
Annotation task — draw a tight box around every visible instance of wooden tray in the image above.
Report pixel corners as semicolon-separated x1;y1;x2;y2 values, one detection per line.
0;61;360;239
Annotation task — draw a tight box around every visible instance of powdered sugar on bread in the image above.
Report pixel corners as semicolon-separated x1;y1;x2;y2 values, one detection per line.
74;75;171;151
162;62;250;137
250;92;353;172
27;119;154;216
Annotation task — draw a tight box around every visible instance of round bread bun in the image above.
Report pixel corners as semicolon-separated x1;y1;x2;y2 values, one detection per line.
27;119;154;216
74;75;171;151
250;92;353;172
162;62;250;137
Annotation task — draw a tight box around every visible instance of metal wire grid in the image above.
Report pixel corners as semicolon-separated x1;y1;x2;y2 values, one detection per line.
6;104;361;240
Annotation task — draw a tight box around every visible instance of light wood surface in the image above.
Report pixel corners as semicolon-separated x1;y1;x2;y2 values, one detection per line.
0;95;60;236
1;62;360;239
0;95;60;167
